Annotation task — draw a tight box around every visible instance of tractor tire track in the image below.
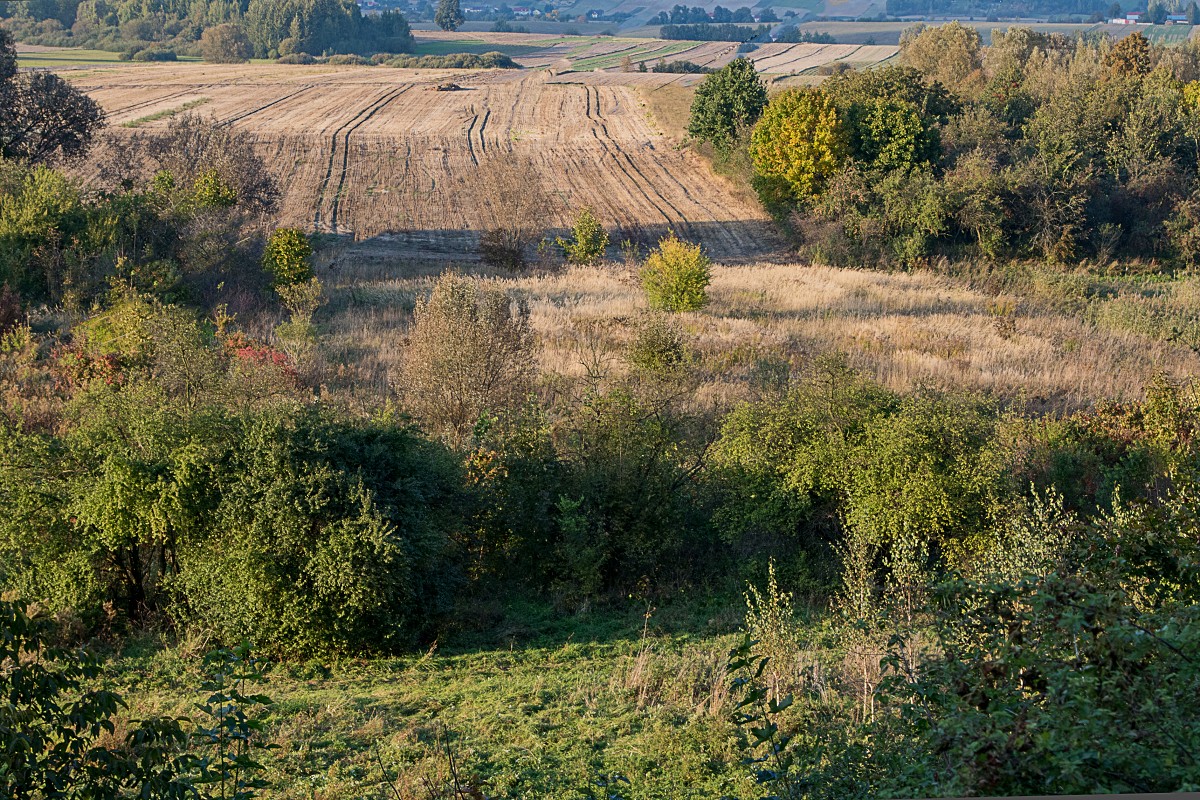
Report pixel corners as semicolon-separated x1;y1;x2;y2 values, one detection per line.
220;84;318;127
327;85;410;233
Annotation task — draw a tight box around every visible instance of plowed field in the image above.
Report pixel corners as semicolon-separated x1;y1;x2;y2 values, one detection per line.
74;63;782;261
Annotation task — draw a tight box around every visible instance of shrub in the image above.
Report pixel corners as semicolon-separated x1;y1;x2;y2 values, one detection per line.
383;52;519;69
261;228;313;286
276;52;316;64
131;47;177;61
325;54;372;66
173;408;461;656
401;272;535;441
200;23;253;63
626;311;691;375
640;232;711;312
556;207;609;265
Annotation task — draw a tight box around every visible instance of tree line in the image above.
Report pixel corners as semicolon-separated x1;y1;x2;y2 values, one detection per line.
690;25;1200;270
1;0;413;58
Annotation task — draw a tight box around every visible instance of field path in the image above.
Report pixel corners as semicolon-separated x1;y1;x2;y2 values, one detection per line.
74;63;784;262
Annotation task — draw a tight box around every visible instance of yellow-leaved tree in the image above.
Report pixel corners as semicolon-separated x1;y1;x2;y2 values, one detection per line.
748;88;848;209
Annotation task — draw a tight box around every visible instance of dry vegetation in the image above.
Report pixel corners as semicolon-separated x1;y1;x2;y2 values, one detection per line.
319;259;1200;412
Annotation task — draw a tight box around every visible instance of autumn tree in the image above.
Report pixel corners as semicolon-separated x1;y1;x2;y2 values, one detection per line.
1105;31;1152;76
749;88;847;207
687;57;768;151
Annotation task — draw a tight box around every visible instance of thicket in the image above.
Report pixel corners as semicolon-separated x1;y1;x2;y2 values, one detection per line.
1;0;413;57
383;51;519;69
725;26;1200;271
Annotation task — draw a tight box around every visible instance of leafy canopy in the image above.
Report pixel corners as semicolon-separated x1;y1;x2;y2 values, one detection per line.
687;57;769;151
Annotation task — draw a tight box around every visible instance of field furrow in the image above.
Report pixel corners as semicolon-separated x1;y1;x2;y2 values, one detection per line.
73;64;783;261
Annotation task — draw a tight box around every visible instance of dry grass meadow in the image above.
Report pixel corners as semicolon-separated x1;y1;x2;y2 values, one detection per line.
319;257;1200;413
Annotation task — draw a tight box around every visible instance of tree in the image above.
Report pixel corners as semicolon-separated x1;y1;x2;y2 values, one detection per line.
473;154;554;270
1147;0;1168;23
749;88;848;207
1105;31;1151;76
200;23;253;63
0;32;102;164
1189;2;1200;25
640;232;711;312
687;57;768;151
557;206;609;264
898;21;982;91
435;0;464;31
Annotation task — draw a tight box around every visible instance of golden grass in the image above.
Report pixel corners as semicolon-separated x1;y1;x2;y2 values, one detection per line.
318;257;1200;412
638;83;694;140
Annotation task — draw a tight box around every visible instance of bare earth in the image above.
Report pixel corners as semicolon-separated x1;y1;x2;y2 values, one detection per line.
72;62;784;262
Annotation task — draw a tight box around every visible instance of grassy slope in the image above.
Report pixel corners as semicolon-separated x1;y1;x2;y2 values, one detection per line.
110;599;759;799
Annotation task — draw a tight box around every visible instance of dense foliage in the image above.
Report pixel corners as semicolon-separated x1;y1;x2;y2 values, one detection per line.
729;27;1200;270
688;57;768;151
2;0;412;57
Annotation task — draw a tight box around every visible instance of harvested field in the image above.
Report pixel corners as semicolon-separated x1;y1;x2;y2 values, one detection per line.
412;31;896;73
73;63;782;261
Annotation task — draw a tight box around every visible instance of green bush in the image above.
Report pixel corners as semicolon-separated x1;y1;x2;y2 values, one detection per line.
639;232;711;312
556;207;609;265
261;227;313;286
171;408;462;656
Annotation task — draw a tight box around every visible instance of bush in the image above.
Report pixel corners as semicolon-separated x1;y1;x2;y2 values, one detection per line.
473;155;553;270
131;47;177;61
173;408;461;656
262;228;313;286
640;232;711;312
383;51;519;69
556;207;609;265
626;312;691;375
200;23;253;63
276;52;316;64
401;272;535;441
325;53;372;66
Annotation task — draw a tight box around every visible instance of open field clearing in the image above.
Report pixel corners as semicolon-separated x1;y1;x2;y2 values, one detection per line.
411;31;896;73
73;63;781;261
318;258;1200;411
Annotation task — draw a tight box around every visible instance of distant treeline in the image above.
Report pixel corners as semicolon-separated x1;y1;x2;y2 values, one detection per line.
0;0;413;57
660;22;770;40
775;27;837;42
650;58;712;72
649;4;758;24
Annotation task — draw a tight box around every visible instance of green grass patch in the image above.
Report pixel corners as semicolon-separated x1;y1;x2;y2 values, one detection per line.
17;48;126;67
121;97;211;128
1143;24;1192;44
411;38;552;57
105;598;761;800
572;40;697;70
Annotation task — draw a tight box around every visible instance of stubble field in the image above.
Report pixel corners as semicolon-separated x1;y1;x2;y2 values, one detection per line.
72;61;782;261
